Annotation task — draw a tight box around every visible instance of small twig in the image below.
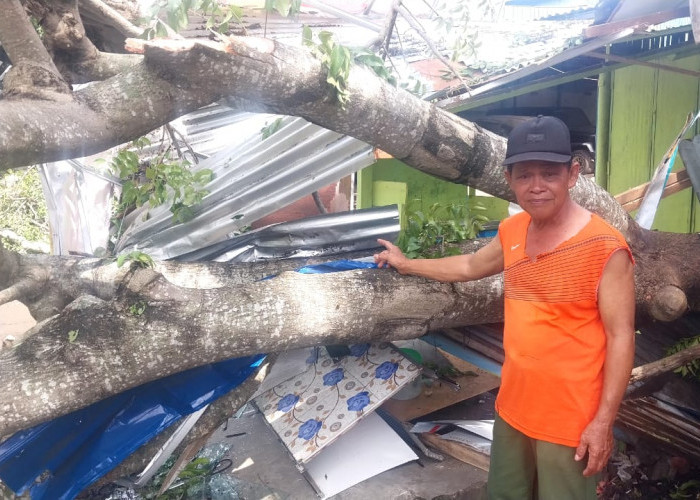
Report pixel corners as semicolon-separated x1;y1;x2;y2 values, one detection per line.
264;7;269;38
419;0;441;18
167;125;200;165
312;191;327;214
385;54;402;79
369;0;400;55
165;124;185;160
629;342;700;385
363;0;377;15
397;5;472;96
382;3;400;59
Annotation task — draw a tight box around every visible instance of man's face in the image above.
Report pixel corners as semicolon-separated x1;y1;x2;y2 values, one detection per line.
505;160;579;219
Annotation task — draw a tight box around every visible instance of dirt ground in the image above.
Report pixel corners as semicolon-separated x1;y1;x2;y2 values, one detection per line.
0;301;35;348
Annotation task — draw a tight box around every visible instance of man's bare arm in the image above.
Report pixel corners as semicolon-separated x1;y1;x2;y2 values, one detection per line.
576;249;636;476
373;237;504;282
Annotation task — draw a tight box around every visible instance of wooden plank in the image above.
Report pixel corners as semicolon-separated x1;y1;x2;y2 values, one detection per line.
382;348;500;422
614;169;692;212
418;432;490;472
441;328;505;364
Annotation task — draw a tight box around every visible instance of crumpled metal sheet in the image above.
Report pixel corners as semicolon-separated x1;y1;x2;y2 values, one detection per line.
115;111;376;260
175;205;400;263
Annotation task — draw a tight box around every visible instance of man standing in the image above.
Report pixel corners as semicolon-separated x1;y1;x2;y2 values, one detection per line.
374;116;635;499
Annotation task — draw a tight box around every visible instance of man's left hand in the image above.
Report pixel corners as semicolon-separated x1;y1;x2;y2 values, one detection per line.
575;419;613;476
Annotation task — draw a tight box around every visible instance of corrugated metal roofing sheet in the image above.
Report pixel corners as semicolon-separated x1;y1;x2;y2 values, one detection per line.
605;0;689;24
114;108;376;260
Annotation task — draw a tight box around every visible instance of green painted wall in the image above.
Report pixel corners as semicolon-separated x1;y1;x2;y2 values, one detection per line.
358;158;467;211
357;158;508;224
604;52;700;233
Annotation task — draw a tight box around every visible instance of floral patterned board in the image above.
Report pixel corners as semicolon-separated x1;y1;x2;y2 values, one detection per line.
253;342;421;464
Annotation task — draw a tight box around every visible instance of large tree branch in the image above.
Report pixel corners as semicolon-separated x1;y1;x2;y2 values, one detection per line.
0;265;504;438
67;50;141;82
0;0;71;97
0;58;217;170
79;0;142;38
0;21;697;444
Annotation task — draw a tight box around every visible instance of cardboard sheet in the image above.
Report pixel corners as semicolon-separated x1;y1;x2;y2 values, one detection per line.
304;412;418;499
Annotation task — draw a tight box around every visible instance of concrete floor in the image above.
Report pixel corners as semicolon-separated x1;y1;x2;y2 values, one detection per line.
0;301;35;338
206;406;488;500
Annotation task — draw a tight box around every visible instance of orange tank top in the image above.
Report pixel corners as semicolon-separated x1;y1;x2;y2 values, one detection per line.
496;211;633;447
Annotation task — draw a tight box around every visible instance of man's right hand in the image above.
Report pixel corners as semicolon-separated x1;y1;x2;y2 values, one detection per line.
374;238;409;273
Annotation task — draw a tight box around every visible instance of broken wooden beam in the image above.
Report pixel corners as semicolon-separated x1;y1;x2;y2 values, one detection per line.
615;169;693;213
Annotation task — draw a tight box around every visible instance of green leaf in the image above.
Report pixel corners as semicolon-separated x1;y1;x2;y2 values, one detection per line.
274;0;291;16
68;329;79;343
318;31;333;46
172;204;195;223
261;118;284;140
302;25;313;46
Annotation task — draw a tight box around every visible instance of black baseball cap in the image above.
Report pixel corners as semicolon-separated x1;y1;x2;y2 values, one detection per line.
503;115;572;166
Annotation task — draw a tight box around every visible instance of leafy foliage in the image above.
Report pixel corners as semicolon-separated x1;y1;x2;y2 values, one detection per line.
141;456;221;499
0;168;49;253
106;136;214;238
426;0;495;81
352;48;397;86
30;16;45;39
396;202;488;259
116;251;155;269
670;479;700;499
666;335;700;381
141;0;243;36
302;27;353;108
261;117;284;140
265;0;302;17
302;28;398;108
128;300;147;316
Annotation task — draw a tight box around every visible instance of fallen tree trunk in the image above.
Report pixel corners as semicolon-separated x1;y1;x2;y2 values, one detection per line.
0;253;504;438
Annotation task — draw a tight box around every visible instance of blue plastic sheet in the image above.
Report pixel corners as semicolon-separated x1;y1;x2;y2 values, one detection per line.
296;259;377;274
0;354;265;499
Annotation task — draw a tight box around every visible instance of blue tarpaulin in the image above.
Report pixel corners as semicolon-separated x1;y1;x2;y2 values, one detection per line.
0;354;265;499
